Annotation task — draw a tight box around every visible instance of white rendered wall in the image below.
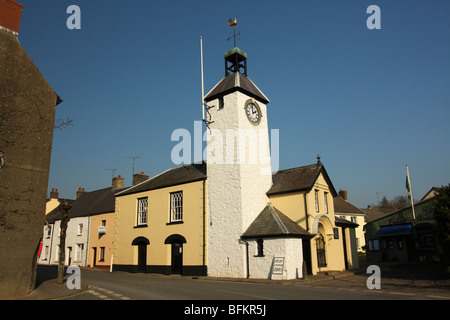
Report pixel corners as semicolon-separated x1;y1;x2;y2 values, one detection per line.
206;90;273;278
247;238;303;280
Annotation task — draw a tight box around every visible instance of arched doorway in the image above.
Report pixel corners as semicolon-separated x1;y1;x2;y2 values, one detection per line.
316;233;327;268
164;234;187;275
132;237;149;273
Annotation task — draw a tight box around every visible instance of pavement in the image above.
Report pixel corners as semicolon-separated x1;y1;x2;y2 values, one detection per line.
11;262;450;300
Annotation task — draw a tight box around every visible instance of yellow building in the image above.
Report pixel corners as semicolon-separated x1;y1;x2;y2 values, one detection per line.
113;163;207;275
267;158;359;275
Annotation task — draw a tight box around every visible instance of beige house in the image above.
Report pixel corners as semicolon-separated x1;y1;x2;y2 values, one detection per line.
333;190;367;253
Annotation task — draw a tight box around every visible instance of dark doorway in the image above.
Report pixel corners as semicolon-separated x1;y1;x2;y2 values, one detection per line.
164;234;187;275
171;242;183;274
92;247;97;267
137;243;147;273
132;237;150;273
316;234;327;268
302;239;312;275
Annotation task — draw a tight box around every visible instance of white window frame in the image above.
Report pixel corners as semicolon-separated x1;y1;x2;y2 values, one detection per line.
315;190;319;212
76;243;84;261
170;191;183;222
77;223;83;236
324;192;329;214
137;197;148;226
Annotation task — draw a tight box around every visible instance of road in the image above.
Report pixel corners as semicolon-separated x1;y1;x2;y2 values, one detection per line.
54;267;450;301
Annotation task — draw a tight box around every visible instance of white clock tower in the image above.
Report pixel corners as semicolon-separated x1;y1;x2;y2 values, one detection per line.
204;44;273;278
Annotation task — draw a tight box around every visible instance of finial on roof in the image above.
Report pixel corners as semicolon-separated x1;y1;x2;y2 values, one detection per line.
317;154;322;165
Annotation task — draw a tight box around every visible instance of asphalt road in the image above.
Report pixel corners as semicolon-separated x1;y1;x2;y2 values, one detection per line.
52;267;449;301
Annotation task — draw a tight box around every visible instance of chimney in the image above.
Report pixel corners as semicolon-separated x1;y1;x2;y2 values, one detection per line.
112;175;125;190
76;187;86;199
339;189;347;200
50;188;59;199
133;171;149;186
0;0;23;35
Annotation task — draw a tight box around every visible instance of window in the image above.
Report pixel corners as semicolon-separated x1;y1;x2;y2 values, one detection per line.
170;191;183;222
333;228;339;239
100;247;105;261
218;96;224;110
137;197;148;226
76;243;84;261
315;190;319;212
324;192;329;213
256;239;264;257
46;225;52;238
77;223;83;236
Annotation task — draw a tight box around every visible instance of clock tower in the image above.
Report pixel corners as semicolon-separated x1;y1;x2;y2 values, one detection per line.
204;44;273;278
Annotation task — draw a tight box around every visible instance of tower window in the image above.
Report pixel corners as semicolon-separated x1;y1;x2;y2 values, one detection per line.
218;96;224;110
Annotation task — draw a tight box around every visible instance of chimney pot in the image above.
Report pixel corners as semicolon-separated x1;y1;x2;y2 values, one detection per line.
112;175;125;190
338;189;348;201
0;0;23;34
50;188;59;199
76;187;86;199
133;171;149;186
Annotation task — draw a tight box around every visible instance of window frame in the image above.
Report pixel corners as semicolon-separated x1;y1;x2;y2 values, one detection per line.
170;191;183;223
315;189;319;212
137;197;148;226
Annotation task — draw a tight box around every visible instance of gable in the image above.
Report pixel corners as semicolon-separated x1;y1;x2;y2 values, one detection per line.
268;163;337;197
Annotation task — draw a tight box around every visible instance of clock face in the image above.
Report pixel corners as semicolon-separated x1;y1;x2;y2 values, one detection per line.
245;100;261;125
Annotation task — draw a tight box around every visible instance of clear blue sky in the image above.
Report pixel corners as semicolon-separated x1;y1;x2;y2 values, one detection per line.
18;0;450;207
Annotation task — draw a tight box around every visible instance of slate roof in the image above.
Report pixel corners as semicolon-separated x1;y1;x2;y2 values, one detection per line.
44;187;123;223
267;163;337;197
241;204;313;239
204;72;270;104
333;196;366;215
335;216;359;228
116;162;207;197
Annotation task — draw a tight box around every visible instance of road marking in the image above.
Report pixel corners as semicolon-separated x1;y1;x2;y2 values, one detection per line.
90;287;132;300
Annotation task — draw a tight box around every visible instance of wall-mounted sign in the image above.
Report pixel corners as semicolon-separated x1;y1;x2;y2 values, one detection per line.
272;257;285;275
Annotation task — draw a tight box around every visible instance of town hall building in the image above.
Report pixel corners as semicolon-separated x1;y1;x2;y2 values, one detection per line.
111;40;359;279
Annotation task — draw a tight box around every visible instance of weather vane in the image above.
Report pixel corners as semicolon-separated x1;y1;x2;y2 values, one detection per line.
227;17;240;47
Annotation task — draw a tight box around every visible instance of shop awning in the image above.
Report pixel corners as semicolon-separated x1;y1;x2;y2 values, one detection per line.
379;224;413;237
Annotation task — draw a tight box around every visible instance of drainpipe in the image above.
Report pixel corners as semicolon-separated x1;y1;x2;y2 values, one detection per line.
304;193;310;232
239;239;250;278
85;216;90;267
202;179;206;276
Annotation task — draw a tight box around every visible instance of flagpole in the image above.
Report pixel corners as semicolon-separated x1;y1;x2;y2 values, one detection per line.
406;165;416;220
200;36;205;122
